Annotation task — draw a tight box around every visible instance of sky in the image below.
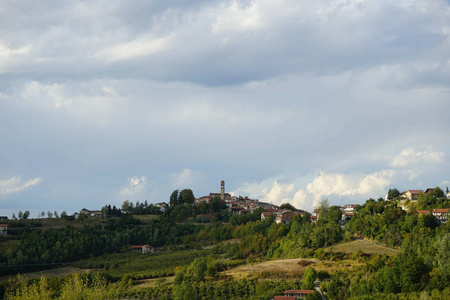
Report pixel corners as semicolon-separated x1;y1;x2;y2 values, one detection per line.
1;0;450;218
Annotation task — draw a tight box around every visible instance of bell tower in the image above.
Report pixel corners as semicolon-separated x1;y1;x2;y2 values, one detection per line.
220;180;225;200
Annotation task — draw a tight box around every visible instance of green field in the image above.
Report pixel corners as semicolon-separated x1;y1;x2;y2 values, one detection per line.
324;239;400;256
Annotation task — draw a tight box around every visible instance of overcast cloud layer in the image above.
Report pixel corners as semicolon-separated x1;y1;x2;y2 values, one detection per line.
1;0;450;217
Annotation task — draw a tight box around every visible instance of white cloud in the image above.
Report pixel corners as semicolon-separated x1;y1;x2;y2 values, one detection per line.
0;177;42;195
119;176;146;197
170;168;204;188
391;146;445;167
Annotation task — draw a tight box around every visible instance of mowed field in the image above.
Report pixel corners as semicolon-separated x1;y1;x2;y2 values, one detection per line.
324;239;400;256
222;258;363;280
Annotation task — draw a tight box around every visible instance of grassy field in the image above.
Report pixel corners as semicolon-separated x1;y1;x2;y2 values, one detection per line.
222;258;364;280
133;214;160;224
324;239;400;256
0;267;91;283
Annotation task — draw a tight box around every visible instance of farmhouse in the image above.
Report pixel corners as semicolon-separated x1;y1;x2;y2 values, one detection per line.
400;190;423;201
432;208;449;223
0;224;8;236
276;289;314;299
130;245;155;253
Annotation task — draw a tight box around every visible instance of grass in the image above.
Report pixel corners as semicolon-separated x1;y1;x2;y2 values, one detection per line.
222;258;364;280
133;214;160;224
324;240;400;256
0;267;91;283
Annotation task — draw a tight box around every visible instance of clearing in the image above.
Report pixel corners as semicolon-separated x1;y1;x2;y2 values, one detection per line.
324;239;400;256
222;258;363;280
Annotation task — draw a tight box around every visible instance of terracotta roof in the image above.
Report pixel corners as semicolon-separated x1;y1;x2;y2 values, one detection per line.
262;212;273;216
433;209;449;213
0;224;8;227
416;210;430;214
403;190;424;194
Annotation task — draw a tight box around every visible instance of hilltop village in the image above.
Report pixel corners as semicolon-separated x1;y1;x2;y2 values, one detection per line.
1;181;449;300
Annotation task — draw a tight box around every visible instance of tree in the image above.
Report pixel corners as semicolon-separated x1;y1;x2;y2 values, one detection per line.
54;211;59;218
41;211;45;218
170;190;179;206
180;189;195;204
47;211;53;218
23;211;30;220
303;267;317;289
280;203;297;211
121;200;133;213
18;211;23;219
432;187;444;198
387;188;400;200
60;211;68;218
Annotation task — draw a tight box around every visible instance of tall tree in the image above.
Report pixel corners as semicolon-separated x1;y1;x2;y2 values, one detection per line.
170;190;179;206
180;189;195;204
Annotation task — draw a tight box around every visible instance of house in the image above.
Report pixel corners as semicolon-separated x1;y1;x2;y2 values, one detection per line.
283;289;315;299
261;211;274;220
341;212;354;222
400;190;423;201
275;211;303;224
130;245;155;253
154;202;167;212
0;224;8;236
343;204;359;213
447;191;450;199
80;208;103;217
0;216;7;221
432;209;449;223
416;210;430;215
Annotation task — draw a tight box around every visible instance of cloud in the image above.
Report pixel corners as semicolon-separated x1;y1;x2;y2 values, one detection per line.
391;146;445;168
170;169;205;188
119;176;146;197
0;177;42;195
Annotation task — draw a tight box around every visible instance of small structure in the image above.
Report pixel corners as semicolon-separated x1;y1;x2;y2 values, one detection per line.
281;289;315;299
0;216;7;221
432;208;449;223
154;202;167;212
400;190;423;201
80;208;103;217
0;224;8;236
130;245;155;253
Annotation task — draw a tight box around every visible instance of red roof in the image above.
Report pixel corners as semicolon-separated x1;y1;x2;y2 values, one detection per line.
433;209;449;213
416;210;430;214
0;224;8;227
284;289;315;295
262;212;273;216
403;190;423;194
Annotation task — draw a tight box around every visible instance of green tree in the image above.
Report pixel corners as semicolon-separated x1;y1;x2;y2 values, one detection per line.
303;267;317;289
387;188;400;199
180;189;195;205
22;211;30;220
170;190;179;206
280;203;297;211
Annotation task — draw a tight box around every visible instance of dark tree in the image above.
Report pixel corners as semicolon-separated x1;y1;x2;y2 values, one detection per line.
180;189;195;204
170;190;179;206
387;188;400;199
280;203;297;211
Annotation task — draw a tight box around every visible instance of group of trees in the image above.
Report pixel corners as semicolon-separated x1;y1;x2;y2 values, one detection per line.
169;189;196;206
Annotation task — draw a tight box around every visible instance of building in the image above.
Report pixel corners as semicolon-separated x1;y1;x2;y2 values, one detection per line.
80;208;103;217
0;216;7;221
275;211;303;224
154;202;167;212
282;290;315;299
432;208;449;223
400;190;423;201
0;224;8;236
195;180;232;204
130;245;155;253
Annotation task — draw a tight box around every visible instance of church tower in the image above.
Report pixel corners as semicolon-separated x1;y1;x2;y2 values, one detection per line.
220;180;225;200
